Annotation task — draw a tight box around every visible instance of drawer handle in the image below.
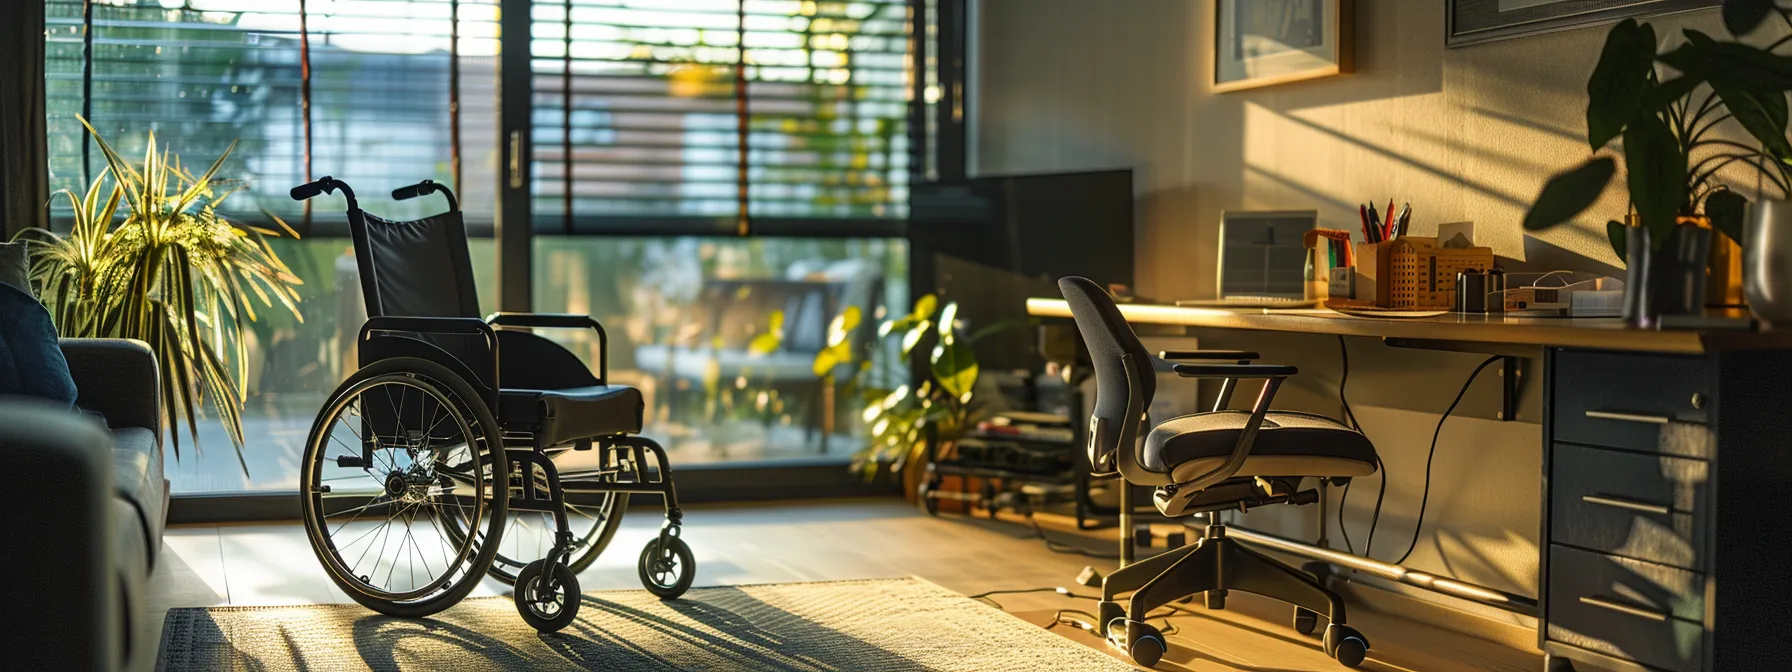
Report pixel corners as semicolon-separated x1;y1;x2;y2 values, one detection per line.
1581;494;1672;516
1584;410;1671;425
1579;595;1669;622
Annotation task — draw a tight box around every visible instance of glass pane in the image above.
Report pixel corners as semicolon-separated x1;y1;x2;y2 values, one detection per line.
533;235;908;463
45;0;499;225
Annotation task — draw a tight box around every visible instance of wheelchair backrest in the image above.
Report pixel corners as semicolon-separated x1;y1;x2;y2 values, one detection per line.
350;210;480;320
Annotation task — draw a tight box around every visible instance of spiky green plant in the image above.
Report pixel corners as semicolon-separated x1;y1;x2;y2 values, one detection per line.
12;118;304;472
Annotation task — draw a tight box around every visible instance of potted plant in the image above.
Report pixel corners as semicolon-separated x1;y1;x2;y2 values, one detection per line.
12;119;304;470
1521;0;1792;324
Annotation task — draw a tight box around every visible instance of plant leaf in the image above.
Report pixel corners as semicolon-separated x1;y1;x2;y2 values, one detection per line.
900;319;931;356
1587;19;1658;151
1623;114;1686;246
929;331;978;402
826;305;861;347
1660;32;1792;92
1705;189;1749;244
911;293;938;321
1608;221;1630;264
1723;0;1777;36
1522;158;1617;231
1711;80;1792;161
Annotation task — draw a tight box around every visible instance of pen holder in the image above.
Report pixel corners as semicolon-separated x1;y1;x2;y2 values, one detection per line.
1354;237;1494;309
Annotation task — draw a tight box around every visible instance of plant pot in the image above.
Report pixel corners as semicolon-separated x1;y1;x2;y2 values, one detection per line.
1744;199;1792;328
1653;222;1711;318
1623;222;1711;327
1706;231;1746;308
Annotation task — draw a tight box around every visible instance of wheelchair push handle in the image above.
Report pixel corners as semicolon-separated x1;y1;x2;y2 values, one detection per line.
290;176;356;204
391;179;459;212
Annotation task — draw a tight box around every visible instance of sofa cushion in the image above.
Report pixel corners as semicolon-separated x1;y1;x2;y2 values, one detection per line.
110;427;166;566
0;283;77;406
0;241;30;296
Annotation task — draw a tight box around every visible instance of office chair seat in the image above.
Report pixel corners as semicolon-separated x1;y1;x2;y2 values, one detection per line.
500;385;646;446
1145;410;1377;482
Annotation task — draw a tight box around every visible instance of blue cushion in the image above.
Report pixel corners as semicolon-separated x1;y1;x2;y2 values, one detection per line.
0;283;78;406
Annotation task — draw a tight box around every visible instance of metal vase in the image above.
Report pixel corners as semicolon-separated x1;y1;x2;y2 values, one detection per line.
1622;225;1654;327
1744;199;1792;328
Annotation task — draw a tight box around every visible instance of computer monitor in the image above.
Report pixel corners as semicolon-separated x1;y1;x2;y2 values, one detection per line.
1217;210;1316;299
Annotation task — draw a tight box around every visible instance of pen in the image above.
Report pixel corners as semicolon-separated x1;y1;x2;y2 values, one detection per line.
1396;203;1411;237
1383;199;1395;239
1366;202;1381;242
1359;204;1374;243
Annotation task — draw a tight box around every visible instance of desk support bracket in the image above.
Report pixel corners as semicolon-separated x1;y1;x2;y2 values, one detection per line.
1500;356;1519;422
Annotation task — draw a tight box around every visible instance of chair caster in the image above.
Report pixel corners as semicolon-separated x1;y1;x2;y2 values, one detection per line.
515;559;580;633
1205;588;1227;610
1293;606;1320;635
1118;620;1166;667
1323;623;1369;668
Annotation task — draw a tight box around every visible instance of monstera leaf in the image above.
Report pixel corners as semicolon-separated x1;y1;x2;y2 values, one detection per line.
1587;19;1658;151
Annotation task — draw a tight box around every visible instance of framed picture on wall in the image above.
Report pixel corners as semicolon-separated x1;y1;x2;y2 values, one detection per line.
1446;0;1721;47
1213;0;1354;93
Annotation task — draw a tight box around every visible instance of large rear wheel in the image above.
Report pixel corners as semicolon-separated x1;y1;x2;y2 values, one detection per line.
299;357;509;618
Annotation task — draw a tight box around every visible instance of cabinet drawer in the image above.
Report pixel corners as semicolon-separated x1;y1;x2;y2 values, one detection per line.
1550;443;1710;571
1552;350;1712;457
1547;545;1708;672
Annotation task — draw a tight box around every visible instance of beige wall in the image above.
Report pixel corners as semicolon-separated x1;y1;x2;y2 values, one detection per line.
974;0;1777;616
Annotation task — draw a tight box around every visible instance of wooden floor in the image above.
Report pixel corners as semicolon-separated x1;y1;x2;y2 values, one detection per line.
144;498;1540;671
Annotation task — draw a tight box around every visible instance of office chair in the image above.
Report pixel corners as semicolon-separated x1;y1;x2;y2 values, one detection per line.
1058;276;1377;668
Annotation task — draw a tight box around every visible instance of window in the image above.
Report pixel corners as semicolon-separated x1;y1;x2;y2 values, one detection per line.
43;0;918;495
530;0;912;230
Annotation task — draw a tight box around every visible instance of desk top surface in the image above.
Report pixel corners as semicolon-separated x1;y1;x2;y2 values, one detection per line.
1025;298;1792;355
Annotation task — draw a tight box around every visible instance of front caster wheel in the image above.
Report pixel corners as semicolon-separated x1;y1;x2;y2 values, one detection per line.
1293;607;1319;635
1122;620;1166;667
917;482;939;516
639;535;696;599
515;560;580;633
1323;623;1369;668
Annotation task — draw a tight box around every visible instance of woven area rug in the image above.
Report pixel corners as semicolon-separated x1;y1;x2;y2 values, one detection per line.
156;577;1134;671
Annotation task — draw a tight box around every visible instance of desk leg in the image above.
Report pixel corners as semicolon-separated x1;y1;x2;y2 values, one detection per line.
1119;479;1134;567
1315;479;1331;549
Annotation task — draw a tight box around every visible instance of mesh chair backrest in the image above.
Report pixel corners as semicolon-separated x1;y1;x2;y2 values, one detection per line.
351;210;480;319
1057;276;1154;467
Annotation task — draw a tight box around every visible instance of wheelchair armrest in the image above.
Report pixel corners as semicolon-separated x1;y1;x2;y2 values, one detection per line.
361;316;497;345
1172;363;1297;379
486;312;609;385
1158;350;1259;361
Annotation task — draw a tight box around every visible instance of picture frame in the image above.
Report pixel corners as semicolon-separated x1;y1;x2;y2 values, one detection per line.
1213;0;1354;94
1445;0;1721;48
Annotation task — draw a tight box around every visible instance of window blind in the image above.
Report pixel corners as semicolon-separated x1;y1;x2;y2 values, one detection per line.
45;0;498;225
529;0;912;232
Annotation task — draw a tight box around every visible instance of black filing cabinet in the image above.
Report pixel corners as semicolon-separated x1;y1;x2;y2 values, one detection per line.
1541;348;1792;672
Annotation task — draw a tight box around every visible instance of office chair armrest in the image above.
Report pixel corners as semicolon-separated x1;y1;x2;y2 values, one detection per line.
1158;350;1259;361
1172;363;1297;379
486;312;610;385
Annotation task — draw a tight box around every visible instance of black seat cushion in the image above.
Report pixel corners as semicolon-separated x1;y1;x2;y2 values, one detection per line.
500;385;644;447
1144;410;1377;480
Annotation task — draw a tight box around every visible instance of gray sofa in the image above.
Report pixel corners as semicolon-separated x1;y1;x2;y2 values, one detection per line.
0;339;165;672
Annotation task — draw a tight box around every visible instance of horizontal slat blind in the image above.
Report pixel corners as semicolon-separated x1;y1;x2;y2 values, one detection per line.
532;0;911;229
45;0;497;224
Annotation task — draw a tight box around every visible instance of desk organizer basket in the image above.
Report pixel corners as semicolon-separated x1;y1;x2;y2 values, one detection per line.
1352;237;1494;309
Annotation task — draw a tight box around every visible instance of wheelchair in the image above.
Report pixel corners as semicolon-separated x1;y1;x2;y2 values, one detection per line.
291;176;694;633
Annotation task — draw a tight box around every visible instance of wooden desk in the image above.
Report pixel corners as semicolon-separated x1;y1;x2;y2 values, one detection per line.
1028;296;1792;672
1024;298;1790;355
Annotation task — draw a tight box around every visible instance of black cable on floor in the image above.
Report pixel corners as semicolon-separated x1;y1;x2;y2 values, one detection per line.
1392;355;1503;566
1025;512;1121;560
